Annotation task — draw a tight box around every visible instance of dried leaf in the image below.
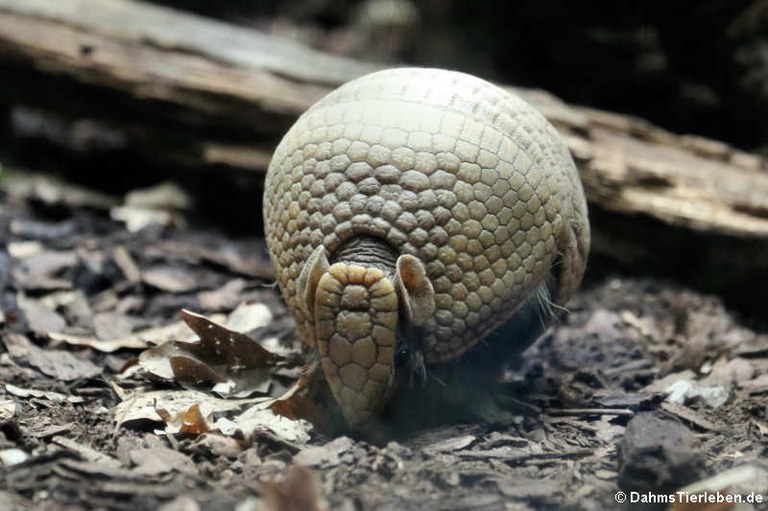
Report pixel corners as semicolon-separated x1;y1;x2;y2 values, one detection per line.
7;240;43;258
215;403;312;445
49;318;207;352
182;309;277;367
114;389;269;431
293;437;354;468
111;206;178;232
110;181;191;232
3;333;101;381
5;383;85;404
153;239;274;279
2;171;117;209
11;250;75;291
226;302;272;331
170;355;228;384
741;374;768;394
130;446;198;476
142;266;201;293
190;434;243;458
155;403;213;435
93;312;135;340
125;182;191;210
269;374;325;427
421;435;477;455
0;448;29;467
198;279;246;311
112;246;141;283
51;436;121;467
17;294;66;333
138;308;279;397
664;379;730;408
0;399;17;421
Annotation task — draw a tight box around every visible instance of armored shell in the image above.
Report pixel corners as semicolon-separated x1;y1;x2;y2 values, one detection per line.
264;67;589;364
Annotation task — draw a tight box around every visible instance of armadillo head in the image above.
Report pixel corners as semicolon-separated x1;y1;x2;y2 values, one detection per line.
296;245;434;426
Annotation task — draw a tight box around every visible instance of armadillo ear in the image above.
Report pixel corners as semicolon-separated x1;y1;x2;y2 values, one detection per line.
395;255;435;327
297;246;329;316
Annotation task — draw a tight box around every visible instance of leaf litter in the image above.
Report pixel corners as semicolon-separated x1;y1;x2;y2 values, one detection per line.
1;174;766;510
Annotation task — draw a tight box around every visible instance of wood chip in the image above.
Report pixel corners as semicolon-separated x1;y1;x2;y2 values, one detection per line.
661;402;721;432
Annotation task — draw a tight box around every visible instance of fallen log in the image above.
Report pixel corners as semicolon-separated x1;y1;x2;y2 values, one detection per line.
0;0;766;314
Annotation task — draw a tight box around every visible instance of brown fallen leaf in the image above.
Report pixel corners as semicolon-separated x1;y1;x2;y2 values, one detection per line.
51;436;121;467
114;389;269;433
260;465;324;511
269;365;332;430
190;434;243;459
156;403;212;436
138;307;280;397
170;355;228;384
270;376;314;421
115;387;311;445
210;371;323;445
125;306;316;443
182;308;278;367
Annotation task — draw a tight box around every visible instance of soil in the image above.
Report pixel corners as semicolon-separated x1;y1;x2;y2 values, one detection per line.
0;173;766;511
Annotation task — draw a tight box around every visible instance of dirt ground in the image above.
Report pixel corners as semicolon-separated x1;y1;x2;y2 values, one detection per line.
0;172;766;511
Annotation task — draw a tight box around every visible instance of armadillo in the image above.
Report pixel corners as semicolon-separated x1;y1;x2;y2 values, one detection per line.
263;67;590;425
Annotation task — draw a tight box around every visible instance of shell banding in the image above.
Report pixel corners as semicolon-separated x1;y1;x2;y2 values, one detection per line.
263;67;590;425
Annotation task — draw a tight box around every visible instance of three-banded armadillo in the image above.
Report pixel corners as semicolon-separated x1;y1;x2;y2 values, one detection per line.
263;68;590;426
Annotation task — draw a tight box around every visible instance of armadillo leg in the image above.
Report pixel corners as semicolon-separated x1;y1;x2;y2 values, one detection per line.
314;263;398;426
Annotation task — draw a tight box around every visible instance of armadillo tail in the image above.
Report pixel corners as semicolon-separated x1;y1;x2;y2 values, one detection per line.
314;263;398;426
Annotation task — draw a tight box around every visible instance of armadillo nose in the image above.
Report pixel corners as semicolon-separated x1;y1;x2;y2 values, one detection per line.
314;263;398;426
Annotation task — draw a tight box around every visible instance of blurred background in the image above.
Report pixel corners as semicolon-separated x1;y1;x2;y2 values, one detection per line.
2;0;766;190
152;0;768;152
